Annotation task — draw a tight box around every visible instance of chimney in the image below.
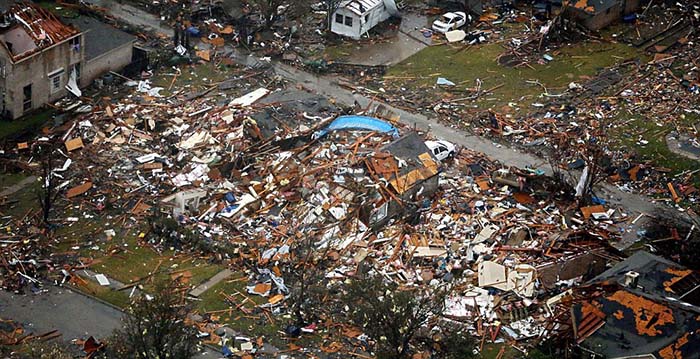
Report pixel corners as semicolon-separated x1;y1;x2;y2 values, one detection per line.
623;271;640;289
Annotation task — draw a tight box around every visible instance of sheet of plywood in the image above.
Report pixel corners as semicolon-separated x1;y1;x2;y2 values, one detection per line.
65;137;84;152
580;205;605;219
66;181;92;198
412;246;447;258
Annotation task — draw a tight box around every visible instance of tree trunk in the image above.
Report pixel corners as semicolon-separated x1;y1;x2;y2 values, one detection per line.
41;151;53;227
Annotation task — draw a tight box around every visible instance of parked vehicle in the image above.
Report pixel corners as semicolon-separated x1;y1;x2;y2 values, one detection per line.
431;12;468;33
425;140;456;161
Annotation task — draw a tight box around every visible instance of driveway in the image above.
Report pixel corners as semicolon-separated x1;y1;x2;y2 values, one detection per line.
88;0;172;35
345;11;431;66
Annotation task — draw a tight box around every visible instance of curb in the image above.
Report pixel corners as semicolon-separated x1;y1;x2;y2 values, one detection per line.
65;282;128;315
65;282;224;357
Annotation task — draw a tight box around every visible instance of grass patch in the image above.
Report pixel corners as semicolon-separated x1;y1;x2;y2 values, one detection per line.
150;62;239;97
0;173;30;191
53;219;224;291
91;237;223;289
93;239;169;283
75;279;132;309
480;343;521;359
609;110;700;185
386;40;642;112
0;177;40;218
322;42;355;61
196;277;285;346
0;109;53;140
38;2;79;18
197;277;256;312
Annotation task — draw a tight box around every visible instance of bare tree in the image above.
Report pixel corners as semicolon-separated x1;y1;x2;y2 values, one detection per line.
33;143;57;227
284;229;334;327
323;0;343;30
106;281;198;359
574;140;607;205
345;276;454;359
249;0;286;29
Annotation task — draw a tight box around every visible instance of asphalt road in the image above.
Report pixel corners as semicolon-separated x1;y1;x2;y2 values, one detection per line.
0;285;222;358
0;286;122;341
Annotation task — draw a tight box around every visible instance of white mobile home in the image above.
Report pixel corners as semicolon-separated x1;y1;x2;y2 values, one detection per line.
330;0;397;39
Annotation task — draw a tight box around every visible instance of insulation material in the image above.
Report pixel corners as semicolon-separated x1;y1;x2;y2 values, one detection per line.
65;67;82;97
445;30;466;43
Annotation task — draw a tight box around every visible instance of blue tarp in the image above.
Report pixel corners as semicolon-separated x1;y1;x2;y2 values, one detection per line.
222;345;233;357
314;115;399;139
186;26;201;37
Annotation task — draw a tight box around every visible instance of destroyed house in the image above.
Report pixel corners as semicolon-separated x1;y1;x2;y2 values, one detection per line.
0;1;82;119
0;1;135;119
564;0;641;31
330;0;394;40
572;252;700;358
363;132;439;227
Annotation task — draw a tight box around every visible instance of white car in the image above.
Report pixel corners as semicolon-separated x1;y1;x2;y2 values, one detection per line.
432;12;468;34
425;140;456;161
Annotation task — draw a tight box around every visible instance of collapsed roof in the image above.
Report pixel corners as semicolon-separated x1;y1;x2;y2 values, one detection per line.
338;0;384;16
568;0;621;15
0;1;80;62
573;252;700;358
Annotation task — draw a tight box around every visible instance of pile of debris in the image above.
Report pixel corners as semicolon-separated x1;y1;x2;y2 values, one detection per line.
1;48;636;355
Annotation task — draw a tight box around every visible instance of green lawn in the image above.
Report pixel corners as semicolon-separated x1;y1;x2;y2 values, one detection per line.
0;177;40;218
69;229;223;289
38;2;79;18
150;62;241;97
322;42;356;62
0;173;30;191
386;40;641;112
0;109;53;140
196;277;284;346
77;279;132;309
609;109;700;186
53;215;224;297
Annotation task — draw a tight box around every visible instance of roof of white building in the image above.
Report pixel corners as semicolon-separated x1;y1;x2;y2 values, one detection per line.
339;0;384;16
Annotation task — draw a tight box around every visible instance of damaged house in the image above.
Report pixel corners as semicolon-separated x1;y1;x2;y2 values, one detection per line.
572;251;700;358
64;16;135;89
0;1;82;119
564;0;641;31
330;0;400;39
363;131;440;227
0;1;135;119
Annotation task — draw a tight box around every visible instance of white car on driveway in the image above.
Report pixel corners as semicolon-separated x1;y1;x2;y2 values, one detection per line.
432;12;468;34
425;140;456;161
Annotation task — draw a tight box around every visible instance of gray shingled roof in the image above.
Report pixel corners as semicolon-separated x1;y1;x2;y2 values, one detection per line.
0;0;14;13
65;16;135;61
